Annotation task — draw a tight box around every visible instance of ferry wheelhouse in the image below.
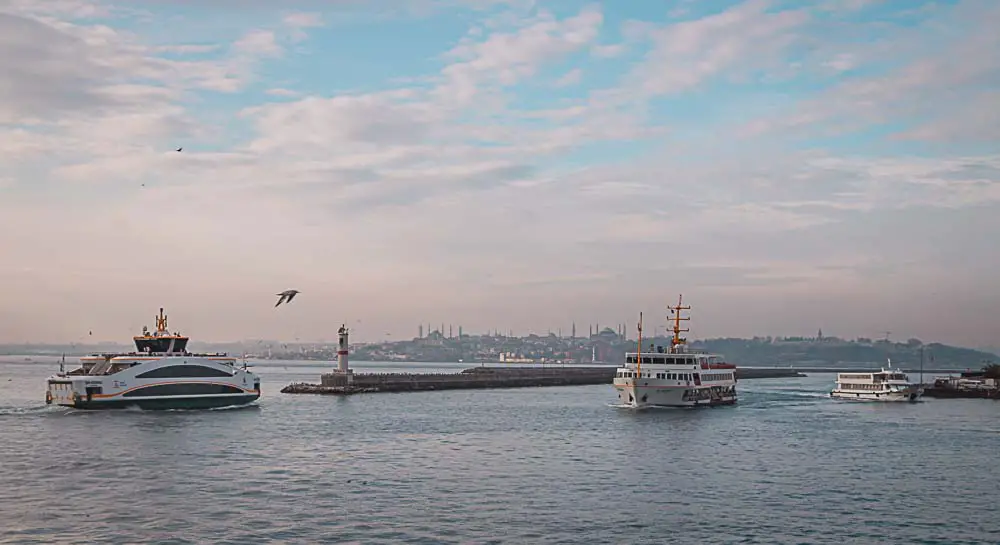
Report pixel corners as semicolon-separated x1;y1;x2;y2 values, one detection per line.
613;295;737;408
830;359;922;402
45;308;260;410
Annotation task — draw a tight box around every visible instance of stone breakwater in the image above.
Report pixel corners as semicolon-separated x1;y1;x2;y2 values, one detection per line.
280;366;806;395
922;386;1000;399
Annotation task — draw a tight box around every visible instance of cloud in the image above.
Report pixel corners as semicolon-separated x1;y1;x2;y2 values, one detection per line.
552;67;582;87
1;0;999;347
434;5;603;105
153;43;222;54
624;0;810;97
590;43;624;58
742;0;1000;145
283;12;324;28
265;87;301;97
283;11;324;42
0;12;121;123
232;29;282;57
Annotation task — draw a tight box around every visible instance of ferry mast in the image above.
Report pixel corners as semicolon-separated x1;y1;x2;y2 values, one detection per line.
636;312;643;380
667;294;690;353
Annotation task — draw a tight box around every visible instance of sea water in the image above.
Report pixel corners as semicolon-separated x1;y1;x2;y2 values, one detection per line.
1;358;997;544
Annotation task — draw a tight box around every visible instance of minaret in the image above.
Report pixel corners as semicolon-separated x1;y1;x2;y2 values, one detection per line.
419;324;423;339
449;324;453;338
571;322;576;338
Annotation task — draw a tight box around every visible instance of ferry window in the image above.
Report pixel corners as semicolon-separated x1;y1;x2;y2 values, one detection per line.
135;365;232;379
626;357;635;364
122;383;243;397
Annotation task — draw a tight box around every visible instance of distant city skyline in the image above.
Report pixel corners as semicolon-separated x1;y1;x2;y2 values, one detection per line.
2;313;995;354
1;1;998;349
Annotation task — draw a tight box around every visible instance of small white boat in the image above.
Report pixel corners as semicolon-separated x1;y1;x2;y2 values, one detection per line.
830;358;923;402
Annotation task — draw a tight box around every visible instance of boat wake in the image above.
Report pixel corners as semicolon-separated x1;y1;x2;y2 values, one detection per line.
161;402;262;413
0;404;65;417
756;389;831;400
1;401;261;415
607;402;688;411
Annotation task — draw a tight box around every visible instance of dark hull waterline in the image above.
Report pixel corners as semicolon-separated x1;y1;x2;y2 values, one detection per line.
65;393;260;411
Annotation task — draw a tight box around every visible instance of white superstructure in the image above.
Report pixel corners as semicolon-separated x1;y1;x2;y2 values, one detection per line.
829;359;922;402
45;308;260;410
613;295;737;408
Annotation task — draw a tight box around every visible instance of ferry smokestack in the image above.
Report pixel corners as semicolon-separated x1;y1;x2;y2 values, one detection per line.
337;324;349;373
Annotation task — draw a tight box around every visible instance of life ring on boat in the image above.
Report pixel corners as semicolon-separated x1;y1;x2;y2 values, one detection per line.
45;391;52;404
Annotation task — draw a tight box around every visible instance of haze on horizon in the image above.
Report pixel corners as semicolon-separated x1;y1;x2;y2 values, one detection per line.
0;0;998;350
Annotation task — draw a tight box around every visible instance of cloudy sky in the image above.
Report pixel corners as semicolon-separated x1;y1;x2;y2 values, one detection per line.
0;0;997;348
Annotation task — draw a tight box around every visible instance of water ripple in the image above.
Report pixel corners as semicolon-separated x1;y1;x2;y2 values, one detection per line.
0;364;998;543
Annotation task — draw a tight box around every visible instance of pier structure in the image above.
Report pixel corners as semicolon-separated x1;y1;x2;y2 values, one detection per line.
281;364;806;396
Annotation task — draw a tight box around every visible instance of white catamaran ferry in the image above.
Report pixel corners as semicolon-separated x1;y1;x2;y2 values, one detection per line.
613;295;737;408
829;359;923;402
45;308;260;410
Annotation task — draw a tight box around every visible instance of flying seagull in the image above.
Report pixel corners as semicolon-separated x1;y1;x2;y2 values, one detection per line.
176;147;183;152
275;289;300;307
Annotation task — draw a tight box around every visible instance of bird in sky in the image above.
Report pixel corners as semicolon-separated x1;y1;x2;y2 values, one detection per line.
176;147;182;152
275;289;300;307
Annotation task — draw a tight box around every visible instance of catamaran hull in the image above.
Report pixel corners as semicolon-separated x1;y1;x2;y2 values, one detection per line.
55;392;260;410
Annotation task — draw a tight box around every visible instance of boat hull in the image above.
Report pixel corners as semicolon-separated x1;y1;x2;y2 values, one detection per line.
614;382;737;408
57;392;260;410
830;389;922;402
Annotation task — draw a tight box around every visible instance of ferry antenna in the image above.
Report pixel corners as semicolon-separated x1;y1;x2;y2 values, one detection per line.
636;312;643;382
155;307;168;333
667;294;691;352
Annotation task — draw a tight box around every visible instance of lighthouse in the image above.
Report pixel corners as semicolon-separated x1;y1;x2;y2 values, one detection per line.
337;324;349;373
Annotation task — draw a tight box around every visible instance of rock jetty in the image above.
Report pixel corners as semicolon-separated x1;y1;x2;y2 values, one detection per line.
280;365;805;395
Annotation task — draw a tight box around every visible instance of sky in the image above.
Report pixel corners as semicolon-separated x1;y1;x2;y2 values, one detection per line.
0;0;998;348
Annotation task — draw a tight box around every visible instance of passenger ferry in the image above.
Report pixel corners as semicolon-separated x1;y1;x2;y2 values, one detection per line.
45;308;260;410
829;359;923;402
613;295;737;408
